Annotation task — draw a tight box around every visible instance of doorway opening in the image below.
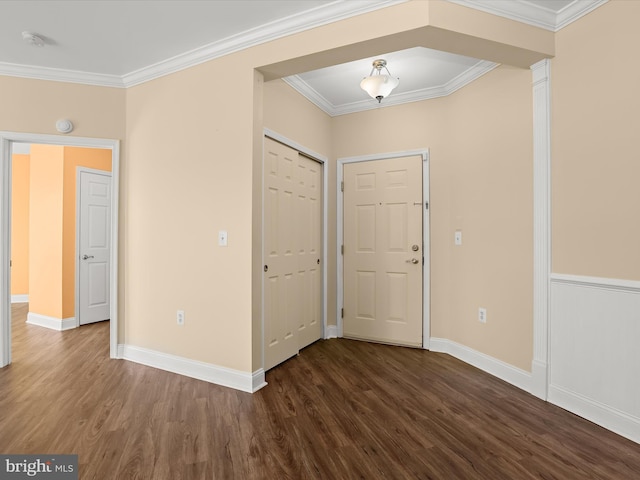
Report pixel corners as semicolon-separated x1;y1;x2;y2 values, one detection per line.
0;132;120;367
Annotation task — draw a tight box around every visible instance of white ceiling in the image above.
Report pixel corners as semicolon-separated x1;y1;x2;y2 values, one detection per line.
0;0;606;115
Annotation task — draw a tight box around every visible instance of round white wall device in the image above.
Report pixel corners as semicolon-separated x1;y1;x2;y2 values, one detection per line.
56;119;74;134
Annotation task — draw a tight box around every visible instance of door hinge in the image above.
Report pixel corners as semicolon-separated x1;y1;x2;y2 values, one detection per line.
341;308;344;318
341;244;344;255
10;260;12;267
425;201;429;210
341;181;344;192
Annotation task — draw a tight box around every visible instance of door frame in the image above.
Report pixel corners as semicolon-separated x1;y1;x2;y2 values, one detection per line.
337;149;430;349
75;167;113;328
262;128;328;369
0;132;120;367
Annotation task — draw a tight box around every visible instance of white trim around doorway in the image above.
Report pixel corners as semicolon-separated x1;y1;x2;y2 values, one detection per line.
337;149;431;347
0;132;120;367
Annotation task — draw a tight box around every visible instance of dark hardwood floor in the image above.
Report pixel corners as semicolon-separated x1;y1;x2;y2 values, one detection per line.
1;303;639;479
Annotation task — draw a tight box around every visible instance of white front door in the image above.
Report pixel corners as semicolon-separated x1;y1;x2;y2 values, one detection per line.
264;137;323;370
343;155;423;346
78;170;111;325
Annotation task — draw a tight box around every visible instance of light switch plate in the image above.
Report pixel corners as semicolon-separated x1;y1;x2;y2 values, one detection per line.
454;230;462;246
218;230;228;246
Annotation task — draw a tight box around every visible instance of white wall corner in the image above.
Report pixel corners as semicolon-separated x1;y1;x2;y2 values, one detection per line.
26;313;77;331
530;360;548;399
430;338;533;394
252;369;267;392
11;294;29;303
61;317;77;331
121;344;258;393
325;325;339;339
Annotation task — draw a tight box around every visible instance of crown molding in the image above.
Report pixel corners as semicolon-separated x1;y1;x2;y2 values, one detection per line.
555;0;609;31
446;0;608;32
0;1;406;89
122;0;407;87
284;60;498;117
0;61;124;88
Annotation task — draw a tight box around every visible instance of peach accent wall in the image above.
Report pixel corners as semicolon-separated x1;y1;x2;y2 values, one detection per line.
26;145;111;320
11;154;30;296
29;145;65;319
552;0;640;280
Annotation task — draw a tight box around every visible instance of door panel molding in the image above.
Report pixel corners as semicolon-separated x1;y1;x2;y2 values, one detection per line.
337;149;430;348
262;128;328;370
0;132;120;367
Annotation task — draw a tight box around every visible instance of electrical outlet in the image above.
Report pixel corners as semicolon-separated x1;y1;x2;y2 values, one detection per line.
478;307;487;324
177;310;185;326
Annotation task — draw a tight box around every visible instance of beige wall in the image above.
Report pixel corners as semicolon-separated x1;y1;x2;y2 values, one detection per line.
333;65;533;371
3;0;554;376
552;0;640;281
440;66;533;370
123;1;551;374
0;76;125;139
125;56;257;371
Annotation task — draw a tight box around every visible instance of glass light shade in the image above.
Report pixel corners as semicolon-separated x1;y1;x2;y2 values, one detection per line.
360;74;399;102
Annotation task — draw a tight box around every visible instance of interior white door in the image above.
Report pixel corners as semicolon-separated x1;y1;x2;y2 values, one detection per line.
343;155;423;346
78;170;111;325
264;137;323;370
295;151;323;350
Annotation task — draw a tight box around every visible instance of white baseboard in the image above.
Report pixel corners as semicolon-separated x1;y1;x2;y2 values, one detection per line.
549;384;640;444
430;337;532;394
325;324;339;339
11;294;28;303
119;344;266;393
26;313;77;331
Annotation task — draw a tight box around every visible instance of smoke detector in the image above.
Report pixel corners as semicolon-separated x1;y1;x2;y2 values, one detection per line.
22;31;45;47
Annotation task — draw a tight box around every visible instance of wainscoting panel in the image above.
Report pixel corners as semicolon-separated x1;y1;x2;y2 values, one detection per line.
550;274;640;443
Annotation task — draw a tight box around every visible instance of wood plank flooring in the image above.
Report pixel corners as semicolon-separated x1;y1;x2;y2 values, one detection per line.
1;303;639;479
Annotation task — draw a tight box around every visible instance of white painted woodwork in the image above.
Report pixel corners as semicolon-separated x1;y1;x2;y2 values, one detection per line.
79;170;111;325
549;274;640;444
343;155;423;346
531;58;551;400
263;137;322;370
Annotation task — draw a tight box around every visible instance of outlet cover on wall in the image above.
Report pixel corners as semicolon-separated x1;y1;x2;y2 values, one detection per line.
478;307;487;324
177;310;185;326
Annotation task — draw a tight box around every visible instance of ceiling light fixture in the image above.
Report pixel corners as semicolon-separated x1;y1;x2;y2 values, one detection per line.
22;31;45;47
360;59;399;103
